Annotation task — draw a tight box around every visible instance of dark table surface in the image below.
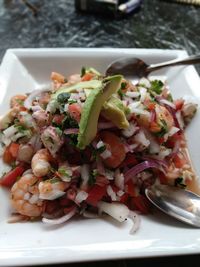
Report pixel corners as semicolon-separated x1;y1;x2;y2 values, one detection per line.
0;0;200;266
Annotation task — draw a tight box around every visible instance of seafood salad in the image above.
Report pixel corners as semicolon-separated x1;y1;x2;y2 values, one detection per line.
0;67;198;233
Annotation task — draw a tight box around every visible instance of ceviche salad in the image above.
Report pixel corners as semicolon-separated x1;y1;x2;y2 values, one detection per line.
0;67;198;233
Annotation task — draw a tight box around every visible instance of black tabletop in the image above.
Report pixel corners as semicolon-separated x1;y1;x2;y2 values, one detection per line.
0;0;200;266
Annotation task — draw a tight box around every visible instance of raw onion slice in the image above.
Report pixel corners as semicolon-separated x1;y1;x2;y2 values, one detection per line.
124;160;166;183
128;211;141;234
64;128;79;135
42;208;77;225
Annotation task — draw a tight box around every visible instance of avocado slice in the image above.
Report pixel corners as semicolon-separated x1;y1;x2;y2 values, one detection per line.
101;95;129;129
77;75;122;150
52;80;102;99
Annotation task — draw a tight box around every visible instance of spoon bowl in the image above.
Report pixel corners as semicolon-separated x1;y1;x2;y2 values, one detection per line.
145;184;200;227
106;54;200;79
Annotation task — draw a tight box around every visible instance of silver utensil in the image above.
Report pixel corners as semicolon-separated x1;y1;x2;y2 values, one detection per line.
145;184;200;227
106;54;200;79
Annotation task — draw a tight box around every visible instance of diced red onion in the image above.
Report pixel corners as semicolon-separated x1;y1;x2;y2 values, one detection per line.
159;98;176;109
64;128;79;135
42;207;77;225
150;110;156;124
128;211;141;234
124;160;167;183
97;122;115;130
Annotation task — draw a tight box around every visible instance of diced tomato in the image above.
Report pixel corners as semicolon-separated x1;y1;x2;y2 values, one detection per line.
59;197;74;207
95;175;109;187
3;148;14;164
0;165;25;187
9;143;20;158
86;185;107;206
157;137;165;144
173;154;187;168
119;192;129;204
158;172;168;184
45;200;60;214
125;179;138;197
52;114;65;126
120;153;138;168
68;103;82;122
174;99;184;110
81;73;94;81
100;131;126;168
130;195;151;214
3;143;20;164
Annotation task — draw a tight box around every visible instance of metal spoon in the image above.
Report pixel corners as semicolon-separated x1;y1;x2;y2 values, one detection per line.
106;54;200;79
145;184;200;227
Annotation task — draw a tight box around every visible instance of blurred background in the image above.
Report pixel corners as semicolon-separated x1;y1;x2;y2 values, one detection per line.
0;0;200;75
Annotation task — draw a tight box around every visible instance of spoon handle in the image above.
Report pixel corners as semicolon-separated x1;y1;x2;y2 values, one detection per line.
147;54;200;74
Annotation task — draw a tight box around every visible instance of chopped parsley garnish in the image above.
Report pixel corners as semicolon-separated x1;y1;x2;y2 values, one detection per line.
118;82;127;98
97;145;106;154
68;99;77;104
68;134;78;146
50;177;61;184
58;167;71;178
15;124;27;133
150;80;164;95
57;93;71;103
174;177;186;189
154;119;168;138
15;99;24;106
167;93;173;102
88;169;99;186
62;114;78;129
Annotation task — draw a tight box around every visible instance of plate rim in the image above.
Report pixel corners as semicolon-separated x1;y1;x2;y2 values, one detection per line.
0;48;200;266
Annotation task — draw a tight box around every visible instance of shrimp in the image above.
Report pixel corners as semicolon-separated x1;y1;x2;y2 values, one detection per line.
38;178;68;200
11;173;44;217
100;131;126;168
31;148;51;177
137;104;174;133
10;95;27;109
41;126;63;157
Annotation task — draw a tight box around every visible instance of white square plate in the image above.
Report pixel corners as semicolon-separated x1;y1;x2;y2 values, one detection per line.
0;48;200;266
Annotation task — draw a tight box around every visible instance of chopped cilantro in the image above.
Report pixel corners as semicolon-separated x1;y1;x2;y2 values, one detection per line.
15;124;27;133
118;82;127;98
50;177;61;184
15;99;24;106
150;80;164;95
88;169;98;186
68;99;77;104
154;119;168;138
81;66;86;77
97;145;106;154
58;167;71;177
62;114;78;129
57;93;71;103
68;134;78;146
55;127;62;136
167;93;173;102
174;177;186;189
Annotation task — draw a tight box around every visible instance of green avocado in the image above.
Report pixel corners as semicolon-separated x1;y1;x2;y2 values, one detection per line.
101;95;129;129
52;80;102;99
77;75;122;150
